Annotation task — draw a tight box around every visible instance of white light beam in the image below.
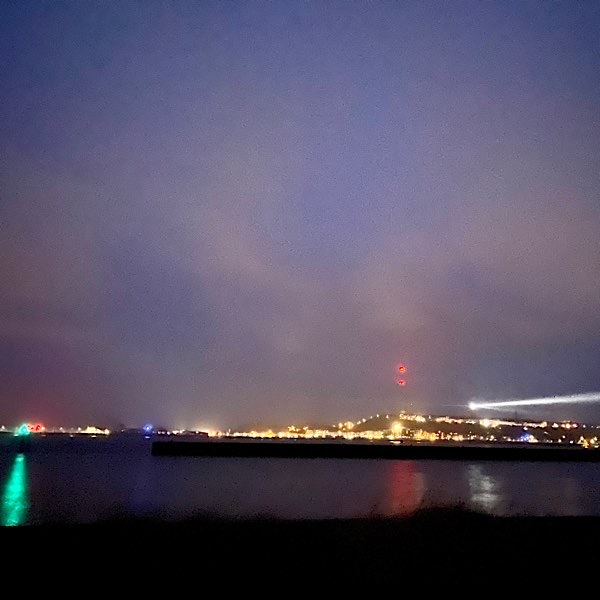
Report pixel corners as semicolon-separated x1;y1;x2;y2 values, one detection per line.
468;392;600;411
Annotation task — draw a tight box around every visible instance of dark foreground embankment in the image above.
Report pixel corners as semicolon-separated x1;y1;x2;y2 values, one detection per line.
2;508;600;582
152;438;600;461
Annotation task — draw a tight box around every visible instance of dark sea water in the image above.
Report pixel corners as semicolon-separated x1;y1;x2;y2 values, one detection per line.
2;435;600;526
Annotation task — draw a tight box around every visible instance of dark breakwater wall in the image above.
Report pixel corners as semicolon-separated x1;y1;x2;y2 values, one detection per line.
151;439;600;461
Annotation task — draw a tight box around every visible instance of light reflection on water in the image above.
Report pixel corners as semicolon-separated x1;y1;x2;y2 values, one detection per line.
1;454;28;526
468;464;501;513
383;461;425;516
1;437;600;524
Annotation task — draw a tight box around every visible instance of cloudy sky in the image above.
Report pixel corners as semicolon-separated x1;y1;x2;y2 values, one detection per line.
1;1;599;429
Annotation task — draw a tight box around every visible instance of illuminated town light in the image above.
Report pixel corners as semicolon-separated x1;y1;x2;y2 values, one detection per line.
15;424;30;437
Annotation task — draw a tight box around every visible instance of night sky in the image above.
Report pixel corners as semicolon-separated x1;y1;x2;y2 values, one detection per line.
1;2;599;430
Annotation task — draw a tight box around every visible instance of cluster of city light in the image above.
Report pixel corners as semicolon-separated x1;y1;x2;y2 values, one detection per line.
13;423;44;436
223;408;600;448
435;416;479;425
0;424;111;437
3;399;600;449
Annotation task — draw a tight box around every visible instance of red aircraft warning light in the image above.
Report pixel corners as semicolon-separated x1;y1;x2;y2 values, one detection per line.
397;379;406;386
398;365;406;373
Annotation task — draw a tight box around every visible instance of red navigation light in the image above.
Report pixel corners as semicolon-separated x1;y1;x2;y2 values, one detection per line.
397;379;406;386
398;365;406;373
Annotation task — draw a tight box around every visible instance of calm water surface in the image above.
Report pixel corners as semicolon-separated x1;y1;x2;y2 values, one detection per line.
1;436;600;525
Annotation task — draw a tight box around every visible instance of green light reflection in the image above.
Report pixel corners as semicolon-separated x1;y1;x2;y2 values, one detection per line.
1;454;29;526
